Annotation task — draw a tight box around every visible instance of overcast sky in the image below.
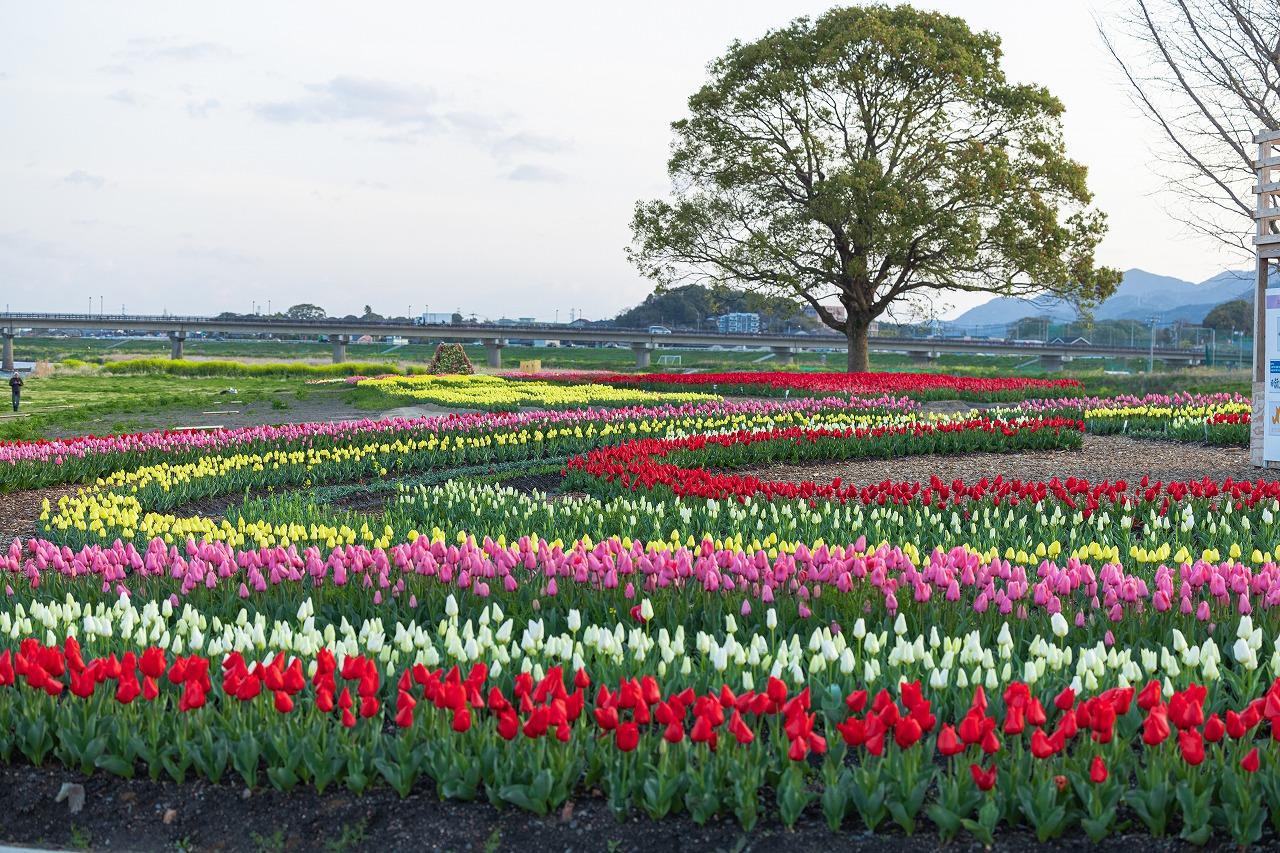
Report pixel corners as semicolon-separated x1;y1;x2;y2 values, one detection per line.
0;1;1256;322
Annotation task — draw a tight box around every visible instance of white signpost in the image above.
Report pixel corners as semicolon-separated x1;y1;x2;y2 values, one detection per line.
1253;128;1280;466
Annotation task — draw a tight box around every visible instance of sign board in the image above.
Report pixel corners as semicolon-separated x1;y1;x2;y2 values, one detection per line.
1266;288;1280;462
518;360;541;373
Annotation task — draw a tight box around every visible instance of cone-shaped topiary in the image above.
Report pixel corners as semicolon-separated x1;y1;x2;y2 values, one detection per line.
427;343;474;375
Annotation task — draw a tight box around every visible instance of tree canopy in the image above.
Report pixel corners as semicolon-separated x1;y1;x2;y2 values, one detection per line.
629;3;1121;370
613;284;816;332
285;303;327;321
1204;298;1253;334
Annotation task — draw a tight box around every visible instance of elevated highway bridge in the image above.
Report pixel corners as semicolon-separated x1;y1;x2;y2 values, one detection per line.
0;312;1203;372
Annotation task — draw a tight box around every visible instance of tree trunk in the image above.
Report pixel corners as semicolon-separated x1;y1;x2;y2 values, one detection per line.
846;319;870;373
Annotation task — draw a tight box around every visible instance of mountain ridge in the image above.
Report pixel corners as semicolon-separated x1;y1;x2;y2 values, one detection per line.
947;268;1265;329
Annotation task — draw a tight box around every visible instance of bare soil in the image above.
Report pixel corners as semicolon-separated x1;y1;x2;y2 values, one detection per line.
0;763;1253;852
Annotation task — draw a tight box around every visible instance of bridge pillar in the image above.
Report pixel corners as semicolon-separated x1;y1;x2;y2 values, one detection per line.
330;334;349;364
906;350;937;367
1;333;13;373
1038;354;1066;372
169;331;186;360
771;346;798;366
483;338;506;369
632;342;654;370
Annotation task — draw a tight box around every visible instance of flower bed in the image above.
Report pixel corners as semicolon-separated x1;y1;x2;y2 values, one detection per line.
2;631;1280;842
1014;393;1251;446
514;370;1084;401
5;388;1280;843
563;417;1085;502
354;374;720;411
0;396;909;492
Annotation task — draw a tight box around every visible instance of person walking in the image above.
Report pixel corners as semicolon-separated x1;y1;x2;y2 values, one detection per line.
8;372;22;412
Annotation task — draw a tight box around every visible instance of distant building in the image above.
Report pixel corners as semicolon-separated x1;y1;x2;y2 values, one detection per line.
716;312;761;334
803;304;849;325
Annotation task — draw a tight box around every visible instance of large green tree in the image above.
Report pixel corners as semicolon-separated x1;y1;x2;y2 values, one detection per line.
1204;298;1252;335
629;4;1121;371
285;303;327;321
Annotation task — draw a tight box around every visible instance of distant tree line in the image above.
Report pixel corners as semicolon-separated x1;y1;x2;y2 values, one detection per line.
611;284;822;332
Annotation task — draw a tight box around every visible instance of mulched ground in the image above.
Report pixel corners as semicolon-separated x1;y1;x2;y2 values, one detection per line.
0;484;79;548
0;763;1256;852
739;435;1259;486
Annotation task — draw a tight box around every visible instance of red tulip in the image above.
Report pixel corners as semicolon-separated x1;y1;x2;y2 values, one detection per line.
140;647;166;679
115;673;141;704
1053;686;1075;711
980;729;1001;755
1137;680;1162;711
1031;728;1061;759
615;721;639;752
273;690;293;714
728;711;755;746
1203;714;1225;743
1178;729;1205;766
690;715;716;744
894;716;923;749
1089;755;1108;784
1241;748;1260;773
593;706;619;731
449;707;470;732
969;763;997;791
1003;705;1026;735
936;723;964;757
1142;706;1170;745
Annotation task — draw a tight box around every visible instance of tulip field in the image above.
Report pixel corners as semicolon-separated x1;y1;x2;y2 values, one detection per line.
2;377;1279;846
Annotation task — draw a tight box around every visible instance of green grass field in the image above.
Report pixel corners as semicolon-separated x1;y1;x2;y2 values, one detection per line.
0;373;306;441
0;336;1250;442
9;334;1247;378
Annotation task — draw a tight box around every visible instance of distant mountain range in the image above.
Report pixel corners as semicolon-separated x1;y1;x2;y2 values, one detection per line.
947;268;1272;331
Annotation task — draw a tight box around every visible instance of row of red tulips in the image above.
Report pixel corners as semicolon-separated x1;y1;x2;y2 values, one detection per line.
7;637;1276;760
563;419;1280;511
5;636;1280;841
563;417;1088;503
518;370;1083;401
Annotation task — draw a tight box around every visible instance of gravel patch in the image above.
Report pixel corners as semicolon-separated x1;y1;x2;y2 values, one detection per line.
738;434;1260;486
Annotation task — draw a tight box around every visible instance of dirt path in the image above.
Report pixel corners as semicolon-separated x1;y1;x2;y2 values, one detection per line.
739;434;1258;486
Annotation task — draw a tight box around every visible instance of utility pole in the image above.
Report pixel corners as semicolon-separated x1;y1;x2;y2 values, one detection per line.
1148;316;1157;374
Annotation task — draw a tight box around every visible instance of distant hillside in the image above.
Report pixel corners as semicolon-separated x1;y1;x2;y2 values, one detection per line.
949;268;1265;330
612;284;818;332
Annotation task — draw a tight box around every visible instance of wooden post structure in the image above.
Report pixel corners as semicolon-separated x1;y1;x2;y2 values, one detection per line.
1251;127;1280;467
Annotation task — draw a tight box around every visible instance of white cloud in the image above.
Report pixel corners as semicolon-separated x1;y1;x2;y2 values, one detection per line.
254;76;569;162
506;164;568;183
185;98;220;118
63;170;105;190
122;38;236;63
